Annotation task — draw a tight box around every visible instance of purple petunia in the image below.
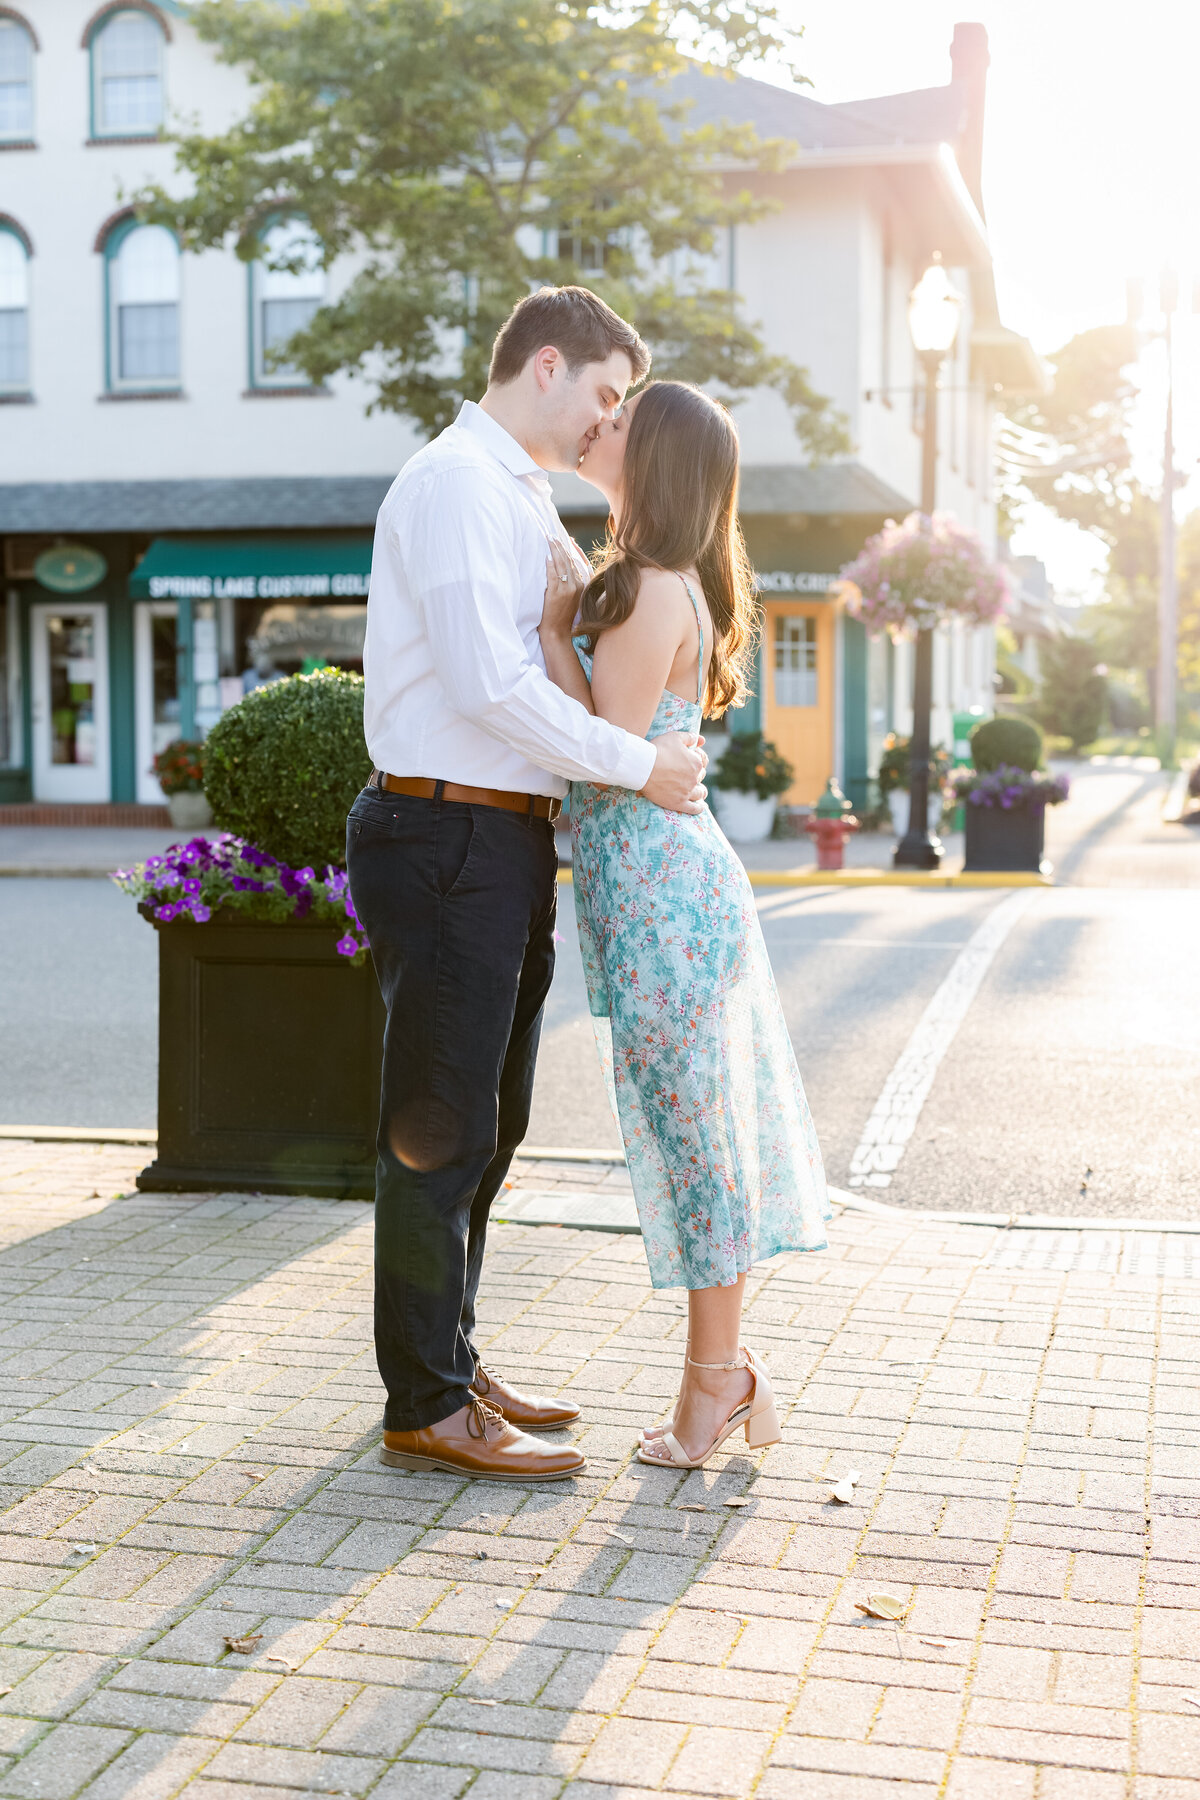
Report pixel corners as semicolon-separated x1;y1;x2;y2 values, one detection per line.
110;832;368;962
951;763;1070;810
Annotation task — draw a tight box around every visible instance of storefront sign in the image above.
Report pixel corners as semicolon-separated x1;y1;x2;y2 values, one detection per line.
34;543;108;593
755;571;839;594
146;572;370;600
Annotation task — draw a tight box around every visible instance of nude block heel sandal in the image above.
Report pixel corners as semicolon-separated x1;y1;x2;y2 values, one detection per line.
636;1348;782;1469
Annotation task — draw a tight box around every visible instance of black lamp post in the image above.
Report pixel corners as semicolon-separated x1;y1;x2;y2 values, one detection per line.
894;261;962;871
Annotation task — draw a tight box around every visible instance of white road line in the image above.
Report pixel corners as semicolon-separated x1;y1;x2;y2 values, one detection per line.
847;890;1034;1189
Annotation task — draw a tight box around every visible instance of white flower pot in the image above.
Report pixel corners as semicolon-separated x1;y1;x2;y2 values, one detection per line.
887;789;909;837
712;788;777;843
167;791;213;831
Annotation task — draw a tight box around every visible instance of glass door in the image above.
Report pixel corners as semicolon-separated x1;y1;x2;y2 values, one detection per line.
134;601;181;803
30;602;111;802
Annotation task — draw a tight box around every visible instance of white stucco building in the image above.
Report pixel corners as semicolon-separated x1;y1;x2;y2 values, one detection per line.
0;1;1038;809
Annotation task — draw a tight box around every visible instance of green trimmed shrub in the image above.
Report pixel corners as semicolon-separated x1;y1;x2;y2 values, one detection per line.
203;670;371;870
969;714;1043;774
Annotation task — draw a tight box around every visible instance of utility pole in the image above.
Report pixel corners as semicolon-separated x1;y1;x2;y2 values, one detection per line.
1157;271;1178;767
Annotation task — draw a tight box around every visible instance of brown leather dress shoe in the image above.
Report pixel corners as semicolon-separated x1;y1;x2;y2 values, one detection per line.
470;1361;581;1433
380;1397;584;1482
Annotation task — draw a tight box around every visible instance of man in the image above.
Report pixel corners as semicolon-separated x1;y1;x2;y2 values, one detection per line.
348;286;706;1483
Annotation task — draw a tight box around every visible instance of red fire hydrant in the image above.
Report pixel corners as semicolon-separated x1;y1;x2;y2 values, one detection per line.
805;777;859;870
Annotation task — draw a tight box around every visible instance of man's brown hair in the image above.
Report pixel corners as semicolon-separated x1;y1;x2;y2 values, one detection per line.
488;286;650;387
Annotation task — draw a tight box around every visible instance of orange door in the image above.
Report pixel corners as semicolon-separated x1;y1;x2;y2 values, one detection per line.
761;600;835;805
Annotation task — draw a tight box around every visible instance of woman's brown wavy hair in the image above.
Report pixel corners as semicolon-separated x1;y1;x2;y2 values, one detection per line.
577;380;759;717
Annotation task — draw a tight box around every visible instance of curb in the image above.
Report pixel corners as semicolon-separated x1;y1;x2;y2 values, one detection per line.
12;1133;1197;1237
0;1125;157;1145
0;1130;625;1158
498;1183;1200;1238
556;867;1053;889
834;1187;1200;1235
0;868;116;879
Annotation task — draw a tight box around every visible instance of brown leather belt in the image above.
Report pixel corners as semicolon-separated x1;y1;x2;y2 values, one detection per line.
378;772;561;822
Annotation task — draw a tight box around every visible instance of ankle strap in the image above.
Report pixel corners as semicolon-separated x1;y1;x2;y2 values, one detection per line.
687;1356;747;1371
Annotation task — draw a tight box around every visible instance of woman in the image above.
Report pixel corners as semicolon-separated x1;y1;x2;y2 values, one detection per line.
539;380;829;1471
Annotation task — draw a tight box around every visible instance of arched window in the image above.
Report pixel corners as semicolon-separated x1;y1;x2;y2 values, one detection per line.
0;15;35;141
0;227;29;392
91;8;164;138
107;223;179;390
251;220;325;388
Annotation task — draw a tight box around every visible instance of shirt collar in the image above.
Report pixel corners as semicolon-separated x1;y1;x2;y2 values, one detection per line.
456;400;546;481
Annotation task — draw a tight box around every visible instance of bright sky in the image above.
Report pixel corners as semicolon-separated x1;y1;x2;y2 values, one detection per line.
756;0;1200;603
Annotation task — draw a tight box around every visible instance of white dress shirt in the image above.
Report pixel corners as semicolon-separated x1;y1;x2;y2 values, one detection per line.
362;401;657;798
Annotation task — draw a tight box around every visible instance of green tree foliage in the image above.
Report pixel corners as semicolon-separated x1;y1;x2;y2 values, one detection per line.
204;670;371;869
140;0;849;455
1034;638;1107;752
1000;325;1147;551
1001;322;1200;726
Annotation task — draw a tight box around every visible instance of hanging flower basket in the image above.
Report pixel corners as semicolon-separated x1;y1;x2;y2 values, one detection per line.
835;512;1010;638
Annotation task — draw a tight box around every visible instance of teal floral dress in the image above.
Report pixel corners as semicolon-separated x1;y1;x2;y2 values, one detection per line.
570;582;829;1290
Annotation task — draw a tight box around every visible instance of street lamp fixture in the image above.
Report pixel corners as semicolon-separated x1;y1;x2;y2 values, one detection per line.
907;262;964;357
894;258;963;871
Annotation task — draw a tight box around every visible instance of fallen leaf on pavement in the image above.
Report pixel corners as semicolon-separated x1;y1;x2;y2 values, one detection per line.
607;1529;634;1545
722;1498;751;1508
919;1637;949;1649
1183;1695;1200;1712
831;1479;857;1504
0;1687;11;1697
675;1503;707;1512
264;1655;296;1670
855;1593;907;1622
224;1634;262;1654
70;1543;98;1556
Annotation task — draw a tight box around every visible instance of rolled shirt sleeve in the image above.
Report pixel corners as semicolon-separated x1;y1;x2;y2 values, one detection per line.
400;466;657;791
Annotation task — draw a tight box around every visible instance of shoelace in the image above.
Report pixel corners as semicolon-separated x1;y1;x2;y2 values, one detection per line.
464;1393;505;1441
472;1362;506;1400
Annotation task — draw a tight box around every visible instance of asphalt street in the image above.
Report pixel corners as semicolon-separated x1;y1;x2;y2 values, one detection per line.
2;763;1197;1217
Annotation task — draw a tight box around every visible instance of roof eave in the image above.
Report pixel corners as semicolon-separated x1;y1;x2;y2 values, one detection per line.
718;140;991;269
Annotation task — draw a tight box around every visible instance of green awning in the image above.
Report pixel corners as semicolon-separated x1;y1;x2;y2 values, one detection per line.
129;534;373;601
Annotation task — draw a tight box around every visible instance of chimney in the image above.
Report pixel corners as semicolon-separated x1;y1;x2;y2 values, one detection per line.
949;22;989;218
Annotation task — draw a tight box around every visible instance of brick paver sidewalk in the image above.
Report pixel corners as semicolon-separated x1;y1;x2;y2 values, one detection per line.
0;1140;1198;1800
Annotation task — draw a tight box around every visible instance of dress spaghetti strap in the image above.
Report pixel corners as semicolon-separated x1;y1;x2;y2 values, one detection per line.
677;573;705;706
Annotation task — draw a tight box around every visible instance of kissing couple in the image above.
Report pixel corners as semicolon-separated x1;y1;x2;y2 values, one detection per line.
347;285;829;1483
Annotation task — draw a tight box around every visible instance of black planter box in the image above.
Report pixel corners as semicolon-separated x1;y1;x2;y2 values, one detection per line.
137;912;385;1199
963;801;1046;873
